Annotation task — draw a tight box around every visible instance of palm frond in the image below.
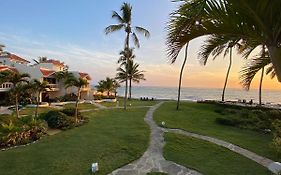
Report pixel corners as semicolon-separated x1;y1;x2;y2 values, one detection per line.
135;26;150;38
104;24;125;35
132;33;140;48
240;57;271;90
112;11;124;23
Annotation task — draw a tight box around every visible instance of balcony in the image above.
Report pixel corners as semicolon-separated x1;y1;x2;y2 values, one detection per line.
81;85;90;91
46;84;60;91
0;82;13;92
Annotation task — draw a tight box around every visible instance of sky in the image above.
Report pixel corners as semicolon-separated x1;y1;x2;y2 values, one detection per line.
0;0;280;90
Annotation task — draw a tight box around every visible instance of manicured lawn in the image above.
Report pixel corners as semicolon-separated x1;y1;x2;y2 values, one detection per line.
19;107;53;116
164;133;271;175
154;102;279;162
0;108;150;175
101;97;158;107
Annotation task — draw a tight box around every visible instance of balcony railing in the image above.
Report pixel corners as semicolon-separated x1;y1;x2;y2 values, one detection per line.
0;82;13;92
46;84;60;91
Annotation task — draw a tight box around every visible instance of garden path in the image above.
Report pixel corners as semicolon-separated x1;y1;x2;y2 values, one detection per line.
109;102;201;175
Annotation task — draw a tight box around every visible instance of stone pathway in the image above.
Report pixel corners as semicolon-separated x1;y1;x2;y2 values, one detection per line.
91;102;108;110
0;106;12;115
109;102;201;175
165;128;274;168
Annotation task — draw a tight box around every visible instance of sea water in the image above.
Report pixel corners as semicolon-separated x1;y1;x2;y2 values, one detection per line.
117;86;281;104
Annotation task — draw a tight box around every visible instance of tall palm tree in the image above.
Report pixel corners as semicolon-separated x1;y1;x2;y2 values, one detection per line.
64;76;88;122
176;43;189;110
116;59;145;99
105;2;150;109
8;72;30;118
30;79;50;118
198;35;240;101
166;0;281;81
240;45;274;105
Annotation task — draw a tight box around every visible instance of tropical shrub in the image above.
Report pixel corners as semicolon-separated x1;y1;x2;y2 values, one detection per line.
61;108;81;119
0;117;47;149
43;111;76;130
272;120;281;154
215;106;281;132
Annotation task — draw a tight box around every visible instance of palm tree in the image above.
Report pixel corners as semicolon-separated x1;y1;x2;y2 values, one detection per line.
105;2;150;109
30;79;50;118
64;76;88;122
198;35;240;101
240;45;274;105
166;0;281;81
96;77;119;97
8;72;30;118
55;71;73;95
112;79;120;98
116;59;145;99
176;43;189;110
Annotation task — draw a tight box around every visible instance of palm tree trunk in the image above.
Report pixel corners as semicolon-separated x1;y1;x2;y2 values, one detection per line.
267;46;281;82
35;92;40;118
15;94;19;118
222;47;233;102
129;78;132;100
177;43;189;110
124;32;130;110
259;67;264;106
75;89;81;123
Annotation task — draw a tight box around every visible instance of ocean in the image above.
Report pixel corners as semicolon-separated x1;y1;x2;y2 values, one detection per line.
117;86;281;104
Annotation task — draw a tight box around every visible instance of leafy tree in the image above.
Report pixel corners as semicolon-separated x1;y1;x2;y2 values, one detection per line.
96;77;119;97
166;0;281;82
116;59;145;99
198;35;240;102
64;76;88;122
105;2;150;109
240;45;275;105
55;71;73;94
30;79;50;117
7;72;30;118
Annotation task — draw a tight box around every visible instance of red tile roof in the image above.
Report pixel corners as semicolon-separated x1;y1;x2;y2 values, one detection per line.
41;59;65;67
79;72;91;80
0;65;18;73
40;68;55;77
8;54;30;64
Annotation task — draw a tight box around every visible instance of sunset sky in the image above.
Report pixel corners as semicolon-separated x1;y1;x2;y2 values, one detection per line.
0;0;280;90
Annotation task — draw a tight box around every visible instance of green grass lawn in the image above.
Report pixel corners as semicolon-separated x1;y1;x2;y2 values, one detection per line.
18;107;53;116
101;97;158;108
154;101;279;162
0;108;150;175
164;133;271;175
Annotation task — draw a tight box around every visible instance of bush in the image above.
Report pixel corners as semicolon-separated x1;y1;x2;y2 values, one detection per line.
43;111;76;130
0;119;47;149
272;120;281;154
61;108;82;119
215;117;241;126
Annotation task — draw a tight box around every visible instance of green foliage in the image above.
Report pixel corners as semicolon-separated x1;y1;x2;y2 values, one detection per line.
60;108;81;119
43;111;76;130
1;120;17;132
272;120;281;154
0;116;47;149
215;107;281;132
